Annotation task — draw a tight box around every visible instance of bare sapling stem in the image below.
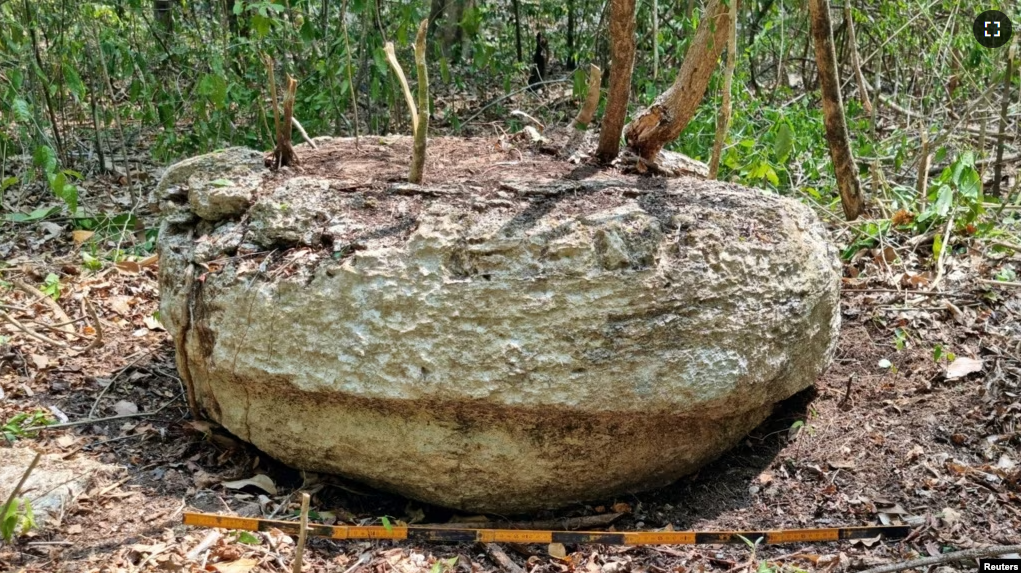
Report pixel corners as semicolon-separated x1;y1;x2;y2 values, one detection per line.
573;64;602;130
708;0;737;179
410;19;429;184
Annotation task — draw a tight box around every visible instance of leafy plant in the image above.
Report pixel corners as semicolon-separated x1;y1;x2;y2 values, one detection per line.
40;273;61;300
893;328;908;351
1;497;36;544
431;557;458;573
2;410;54;443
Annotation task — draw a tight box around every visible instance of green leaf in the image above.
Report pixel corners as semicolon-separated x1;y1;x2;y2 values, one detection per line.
957;168;981;199
4;206;61;223
381;516;393;533
198;74;228;109
1;177;18;192
237;531;261;545
932;232;943;258
932;345;943;361
233;0;245;14
209;178;235;187
50;172;78;213
33;145;58;174
773;121;793;162
934;185;954;218
11;98;31;123
764;165;779;186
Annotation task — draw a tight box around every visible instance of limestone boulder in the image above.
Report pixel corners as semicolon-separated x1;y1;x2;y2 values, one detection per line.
156;138;840;513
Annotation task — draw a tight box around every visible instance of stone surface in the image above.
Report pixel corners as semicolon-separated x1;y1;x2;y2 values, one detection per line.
156;143;841;513
0;447;120;529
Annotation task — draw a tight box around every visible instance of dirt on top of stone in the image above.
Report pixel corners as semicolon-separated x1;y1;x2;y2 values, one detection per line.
162;136;794;266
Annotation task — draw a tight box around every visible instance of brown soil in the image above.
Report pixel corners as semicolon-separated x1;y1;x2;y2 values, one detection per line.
2;139;1020;573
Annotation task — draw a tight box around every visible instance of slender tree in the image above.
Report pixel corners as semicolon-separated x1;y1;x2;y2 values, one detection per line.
808;0;865;220
594;0;637;163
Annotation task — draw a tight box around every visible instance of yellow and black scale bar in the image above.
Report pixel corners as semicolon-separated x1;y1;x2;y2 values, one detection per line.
184;512;909;546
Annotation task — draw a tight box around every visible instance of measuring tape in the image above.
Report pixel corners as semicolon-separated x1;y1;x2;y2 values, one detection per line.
183;512;909;546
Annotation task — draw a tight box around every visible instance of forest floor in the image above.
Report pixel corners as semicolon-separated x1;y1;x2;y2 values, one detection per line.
1;135;1020;573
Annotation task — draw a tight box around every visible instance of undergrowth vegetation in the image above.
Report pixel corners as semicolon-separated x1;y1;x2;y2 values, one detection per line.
0;0;1019;266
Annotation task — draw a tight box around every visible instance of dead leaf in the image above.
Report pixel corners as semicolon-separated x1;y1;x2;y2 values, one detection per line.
116;260;142;274
758;471;774;484
72;230;95;245
906;444;925;461
143;314;165;331
193;469;219;490
108;295;133;315
212;558;260;573
946;357;983;380
139;254;159;268
610;502;631;514
548;542;567;559
113;400;139;415
31;354;49;370
55;434;75;448
66;524;83;534
222;474;278;495
941;507;961;526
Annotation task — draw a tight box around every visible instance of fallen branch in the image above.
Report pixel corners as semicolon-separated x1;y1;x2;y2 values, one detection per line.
978;278;1021;288
291;117;317;149
22;411;158;432
14;279;73;334
858;545;1021;573
0;308;70;348
510;110;544;130
484;543;525;573
186;531;221;561
77;297;104;354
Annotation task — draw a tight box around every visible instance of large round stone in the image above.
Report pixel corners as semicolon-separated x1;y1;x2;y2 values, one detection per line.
156;140;840;513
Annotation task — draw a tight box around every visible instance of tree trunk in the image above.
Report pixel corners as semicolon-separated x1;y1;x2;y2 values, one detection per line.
624;0;733;162
567;0;576;68
594;0;637;163
708;0;737;179
513;0;522;62
808;0;864;220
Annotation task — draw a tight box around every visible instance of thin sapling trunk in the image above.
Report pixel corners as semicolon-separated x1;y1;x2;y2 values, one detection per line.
708;0;737;179
594;0;637;163
808;0;865;220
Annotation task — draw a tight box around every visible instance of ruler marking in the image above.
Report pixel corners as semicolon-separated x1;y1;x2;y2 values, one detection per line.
182;512;908;546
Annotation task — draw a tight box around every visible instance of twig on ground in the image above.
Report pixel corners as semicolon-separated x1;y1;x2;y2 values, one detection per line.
484;543;525;573
292;493;311;573
24;392;181;432
0;309;70;348
14;279;73;334
77;298;104;353
979;278;1021;288
510;110;544;130
858;545;1021;573
840;288;966;297
185;530;221;561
